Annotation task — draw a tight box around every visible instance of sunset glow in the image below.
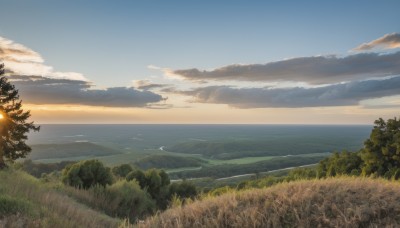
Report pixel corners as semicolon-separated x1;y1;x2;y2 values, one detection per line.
0;1;399;124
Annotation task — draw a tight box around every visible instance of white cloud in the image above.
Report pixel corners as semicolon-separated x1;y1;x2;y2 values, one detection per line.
0;36;86;81
0;36;166;107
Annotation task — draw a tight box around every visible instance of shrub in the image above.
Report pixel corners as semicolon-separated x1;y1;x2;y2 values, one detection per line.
169;181;197;200
62;159;113;189
106;180;156;221
112;164;133;178
317;151;362;177
0;195;33;216
126;169;147;188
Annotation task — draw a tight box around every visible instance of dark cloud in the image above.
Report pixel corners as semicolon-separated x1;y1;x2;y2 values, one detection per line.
170;52;400;84
353;33;400;51
8;75;165;107
134;80;170;90
173;76;400;108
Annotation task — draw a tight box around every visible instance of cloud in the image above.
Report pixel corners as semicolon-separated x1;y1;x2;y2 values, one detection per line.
0;36;86;80
353;33;400;51
8;75;165;107
172;76;400;108
168;52;400;84
0;36;166;107
134;79;170;90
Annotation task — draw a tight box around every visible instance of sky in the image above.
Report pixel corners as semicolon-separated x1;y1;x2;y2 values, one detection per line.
0;0;400;124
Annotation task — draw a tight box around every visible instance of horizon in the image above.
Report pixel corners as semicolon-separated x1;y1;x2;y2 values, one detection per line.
35;123;372;126
1;1;400;124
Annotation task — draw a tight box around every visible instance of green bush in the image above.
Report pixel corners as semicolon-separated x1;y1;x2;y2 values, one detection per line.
0;195;33;216
106;180;155;221
169;181;197;200
62;159;113;189
112;164;133;178
126;169;147;188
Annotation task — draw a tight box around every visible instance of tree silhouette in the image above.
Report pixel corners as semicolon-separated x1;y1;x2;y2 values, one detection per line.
0;63;40;168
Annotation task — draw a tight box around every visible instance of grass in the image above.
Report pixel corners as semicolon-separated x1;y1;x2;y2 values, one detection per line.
0;167;120;228
138;177;400;227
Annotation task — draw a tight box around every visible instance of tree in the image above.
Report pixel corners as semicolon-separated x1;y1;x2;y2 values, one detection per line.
0;63;40;168
361;117;400;177
62;159;113;189
317;151;362;177
169;180;197;200
126;169;147;188
112;163;133;178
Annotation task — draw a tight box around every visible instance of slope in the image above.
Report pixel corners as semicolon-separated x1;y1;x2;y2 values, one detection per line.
139;177;400;227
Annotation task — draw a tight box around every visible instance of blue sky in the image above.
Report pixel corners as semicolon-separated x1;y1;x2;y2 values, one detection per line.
1;0;398;86
0;1;400;123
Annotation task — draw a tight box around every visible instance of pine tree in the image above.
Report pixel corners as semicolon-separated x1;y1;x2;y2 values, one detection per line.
0;63;40;168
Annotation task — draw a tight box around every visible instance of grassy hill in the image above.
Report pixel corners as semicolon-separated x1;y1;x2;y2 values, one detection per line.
138;177;400;227
28;142;122;161
0;168;120;228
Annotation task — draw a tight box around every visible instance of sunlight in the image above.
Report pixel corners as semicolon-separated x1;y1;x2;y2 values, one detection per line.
0;113;3;119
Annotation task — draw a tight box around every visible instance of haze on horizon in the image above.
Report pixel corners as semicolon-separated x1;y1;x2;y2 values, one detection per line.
1;0;399;125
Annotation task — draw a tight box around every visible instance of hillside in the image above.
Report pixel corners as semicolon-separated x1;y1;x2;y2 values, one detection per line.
133;155;203;169
28;142;121;160
138;177;400;227
0;168;120;228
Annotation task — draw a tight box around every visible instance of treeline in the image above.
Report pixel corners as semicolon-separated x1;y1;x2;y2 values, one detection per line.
166;137;360;160
29;142;120;160
319;117;400;179
20;159;75;178
236;117;400;190
169;155;327;179
133;154;202;169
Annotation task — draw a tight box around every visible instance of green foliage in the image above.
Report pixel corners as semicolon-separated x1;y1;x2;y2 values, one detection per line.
170;155;326;179
29;142;121;160
169;180;198;199
361;117;400;177
112;163;133;178
145;169;170;209
0;195;33;216
166;129;367;160
134;154;202;169
208;186;233;196
126;169;147;188
286;167;317;180
62;159;113;189
21;159;75;178
237;167;318;190
106;180;155;221
317;151;362;177
126;168;175;209
0;63;40;168
0;167;119;227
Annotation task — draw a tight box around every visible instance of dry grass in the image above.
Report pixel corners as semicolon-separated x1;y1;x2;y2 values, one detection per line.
0;168;120;228
138;177;400;228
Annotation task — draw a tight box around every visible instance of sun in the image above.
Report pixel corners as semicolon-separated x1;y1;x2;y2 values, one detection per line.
0;113;4;119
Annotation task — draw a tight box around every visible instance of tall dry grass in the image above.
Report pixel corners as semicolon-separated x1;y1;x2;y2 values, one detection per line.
0;168;120;228
138;177;400;228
